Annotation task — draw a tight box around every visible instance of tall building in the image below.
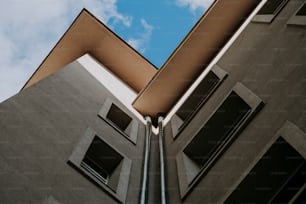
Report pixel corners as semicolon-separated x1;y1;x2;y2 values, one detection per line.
0;0;305;203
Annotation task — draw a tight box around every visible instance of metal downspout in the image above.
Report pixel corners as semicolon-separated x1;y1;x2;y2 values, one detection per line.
140;116;152;204
158;116;167;204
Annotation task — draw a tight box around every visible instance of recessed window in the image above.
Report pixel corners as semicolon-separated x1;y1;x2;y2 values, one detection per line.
98;98;139;144
68;127;132;203
296;3;306;16
183;91;251;167
222;121;306;204
171;65;227;138
176;71;219;121
176;82;264;199
293;187;306;204
106;104;132;131
225;137;305;204
81;136;123;185
257;0;287;15
253;0;288;23
287;2;306;26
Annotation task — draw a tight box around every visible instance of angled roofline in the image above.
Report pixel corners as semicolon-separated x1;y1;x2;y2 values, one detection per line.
132;0;261;120
133;1;218;102
20;9;83;91
159;1;216;71
21;8;158;93
83;9;158;71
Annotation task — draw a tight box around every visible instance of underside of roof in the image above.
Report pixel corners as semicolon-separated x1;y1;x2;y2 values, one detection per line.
132;0;260;120
22;9;157;93
21;1;261;122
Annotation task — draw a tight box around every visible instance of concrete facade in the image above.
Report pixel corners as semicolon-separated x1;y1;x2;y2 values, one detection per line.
0;62;146;203
0;0;306;203
166;0;306;203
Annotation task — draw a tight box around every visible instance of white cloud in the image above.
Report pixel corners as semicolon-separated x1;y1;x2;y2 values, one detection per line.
176;0;213;12
76;0;132;27
0;0;132;102
127;19;154;53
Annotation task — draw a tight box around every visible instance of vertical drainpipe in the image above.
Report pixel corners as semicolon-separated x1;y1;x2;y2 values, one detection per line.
140;116;152;204
158;116;167;204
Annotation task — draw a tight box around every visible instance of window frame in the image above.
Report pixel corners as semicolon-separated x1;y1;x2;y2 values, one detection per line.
80;156;110;185
222;120;306;203
176;82;264;199
170;64;228;139
98;98;139;144
252;0;289;23
68;127;132;203
287;2;306;26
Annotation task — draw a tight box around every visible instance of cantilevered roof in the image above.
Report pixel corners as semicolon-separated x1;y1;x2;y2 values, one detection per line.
22;9;157;93
132;0;260;119
22;2;261;121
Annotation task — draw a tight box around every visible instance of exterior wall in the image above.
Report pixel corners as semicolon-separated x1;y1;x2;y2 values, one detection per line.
165;0;306;203
0;62;146;203
1;1;305;203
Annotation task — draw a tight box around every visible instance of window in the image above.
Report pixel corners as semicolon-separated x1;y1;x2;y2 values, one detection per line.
81;136;123;185
293;187;306;204
68;127;132;203
98;98;138;144
297;3;306;16
253;0;288;23
225;121;306;204
106;104;132;132
287;2;306;26
176;82;264;199
183;91;251;167
171;64;227;138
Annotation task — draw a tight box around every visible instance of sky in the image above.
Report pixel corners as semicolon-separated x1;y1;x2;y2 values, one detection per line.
0;0;213;102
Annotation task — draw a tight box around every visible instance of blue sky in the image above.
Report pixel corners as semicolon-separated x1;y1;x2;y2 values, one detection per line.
0;0;213;102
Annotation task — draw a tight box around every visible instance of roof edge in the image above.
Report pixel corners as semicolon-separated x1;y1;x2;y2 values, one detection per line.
21;8;158;92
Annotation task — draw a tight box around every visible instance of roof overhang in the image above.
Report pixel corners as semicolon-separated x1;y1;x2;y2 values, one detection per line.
132;0;260;119
22;9;157;93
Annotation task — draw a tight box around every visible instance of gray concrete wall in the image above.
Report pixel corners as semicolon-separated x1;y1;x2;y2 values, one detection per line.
0;62;146;203
165;0;306;203
1;1;305;203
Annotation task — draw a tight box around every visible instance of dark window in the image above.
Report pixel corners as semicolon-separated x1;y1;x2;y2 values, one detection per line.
81;136;123;184
225;138;306;204
171;66;227;139
184;91;251;167
258;0;288;15
98;99;139;144
293;187;306;204
177;71;219;126
106;104;132;132
297;3;306;16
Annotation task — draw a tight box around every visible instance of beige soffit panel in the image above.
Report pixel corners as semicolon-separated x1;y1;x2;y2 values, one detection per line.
133;0;260;118
22;9;157;93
